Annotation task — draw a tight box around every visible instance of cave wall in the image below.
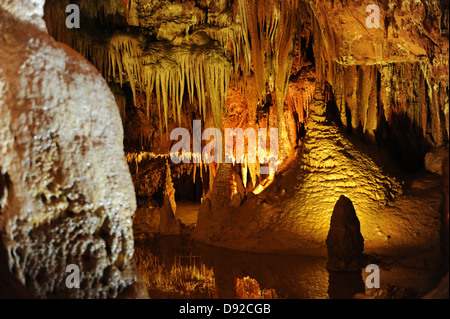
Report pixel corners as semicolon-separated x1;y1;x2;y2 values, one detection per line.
0;0;145;298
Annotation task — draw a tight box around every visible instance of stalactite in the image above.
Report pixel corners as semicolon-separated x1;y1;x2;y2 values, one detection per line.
323;56;448;149
208;164;214;194
241;160;248;188
297;0;448;150
193;162;197;185
244;0;266;99
274;0;299;134
357;66;378;141
286;64;315;128
113;91;127;122
235;0;300;141
248;162;258;188
205;24;251;76
343;66;360;131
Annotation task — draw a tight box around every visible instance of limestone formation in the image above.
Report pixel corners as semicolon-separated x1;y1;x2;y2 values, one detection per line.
2;0;448;301
309;0;449;149
326;196;364;272
0;0;145;298
0;237;34;298
425;146;450;175
158;162;183;235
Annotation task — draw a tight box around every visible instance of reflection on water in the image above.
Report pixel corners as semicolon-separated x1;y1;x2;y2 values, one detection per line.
134;244;215;299
134;235;332;299
134;235;440;299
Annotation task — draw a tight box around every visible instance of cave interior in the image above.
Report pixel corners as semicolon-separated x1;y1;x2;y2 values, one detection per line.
0;0;449;299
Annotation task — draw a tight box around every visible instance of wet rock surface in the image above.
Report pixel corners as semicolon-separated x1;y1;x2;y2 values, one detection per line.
0;0;146;298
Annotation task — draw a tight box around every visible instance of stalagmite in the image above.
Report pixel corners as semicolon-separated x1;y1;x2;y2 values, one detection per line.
326;196;364;272
158;161;182;235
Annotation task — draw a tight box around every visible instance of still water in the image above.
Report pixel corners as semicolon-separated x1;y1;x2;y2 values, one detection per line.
134;235;374;299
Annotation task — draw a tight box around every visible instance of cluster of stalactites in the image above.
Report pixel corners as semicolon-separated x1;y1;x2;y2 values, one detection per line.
44;0;232;134
237;0;300;130
107;37;232;133
321;60;449;146
308;6;449;147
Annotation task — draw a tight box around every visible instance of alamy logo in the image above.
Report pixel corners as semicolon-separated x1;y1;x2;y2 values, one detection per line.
66;4;80;29
170;120;279;175
365;264;380;288
366;4;380;29
65;264;80;289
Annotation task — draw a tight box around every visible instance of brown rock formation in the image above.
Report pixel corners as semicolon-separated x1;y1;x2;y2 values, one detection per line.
425;146;450;175
0;0;145;298
0;238;34;299
158;162;183;235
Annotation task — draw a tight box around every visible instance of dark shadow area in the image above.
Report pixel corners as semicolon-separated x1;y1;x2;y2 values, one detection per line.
0;238;35;299
173;167;207;203
325;92;343;128
344;103;353;134
327;271;365;299
376;111;433;172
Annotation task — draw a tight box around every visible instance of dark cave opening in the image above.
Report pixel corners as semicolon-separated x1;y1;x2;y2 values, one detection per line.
172;167;208;203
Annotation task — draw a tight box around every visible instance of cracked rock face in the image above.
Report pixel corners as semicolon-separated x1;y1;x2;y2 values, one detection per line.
0;0;140;298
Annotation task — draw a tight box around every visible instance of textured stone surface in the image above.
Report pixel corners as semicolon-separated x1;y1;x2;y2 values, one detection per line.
308;0;448;65
326;196;364;272
0;237;34;298
158;163;183;235
192;97;442;255
0;0;145;298
425;146;450;175
309;0;449;161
